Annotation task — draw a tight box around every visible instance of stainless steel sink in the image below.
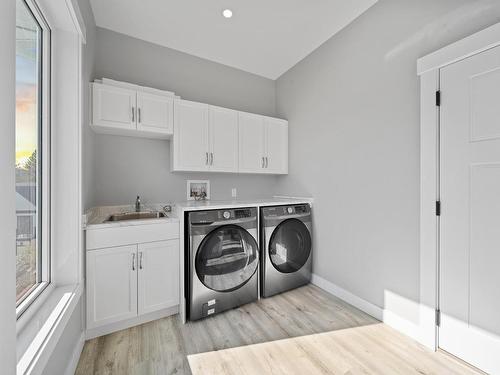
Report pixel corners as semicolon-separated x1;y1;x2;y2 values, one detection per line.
106;211;167;222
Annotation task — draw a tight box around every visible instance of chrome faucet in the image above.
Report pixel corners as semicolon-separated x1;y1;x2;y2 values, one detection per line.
135;196;141;212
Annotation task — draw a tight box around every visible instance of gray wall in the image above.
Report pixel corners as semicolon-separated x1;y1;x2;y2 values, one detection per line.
93;135;280;205
0;0;17;373
90;28;279;207
276;0;500;322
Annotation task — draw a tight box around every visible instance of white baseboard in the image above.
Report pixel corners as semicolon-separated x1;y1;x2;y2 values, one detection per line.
311;274;383;320
64;332;85;375
85;305;179;340
311;274;420;342
382;308;420;342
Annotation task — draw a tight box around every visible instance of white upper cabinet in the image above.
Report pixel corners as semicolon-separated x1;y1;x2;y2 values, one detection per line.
92;79;288;174
238;112;266;173
238;113;288;174
172;101;240;173
172;105;288;174
136;92;174;134
92;84;136;130
91;81;174;139
173;99;210;171
264;117;288;174
138;240;179;315
209;106;238;172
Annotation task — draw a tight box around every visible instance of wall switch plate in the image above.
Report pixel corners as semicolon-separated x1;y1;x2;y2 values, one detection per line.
231;188;237;198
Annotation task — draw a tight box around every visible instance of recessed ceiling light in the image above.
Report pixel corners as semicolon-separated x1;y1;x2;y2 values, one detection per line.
222;9;233;18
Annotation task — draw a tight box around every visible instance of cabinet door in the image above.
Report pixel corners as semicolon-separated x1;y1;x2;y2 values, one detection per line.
138;240;179;315
92;83;136;130
238;112;266;173
209;106;238;172
265;118;288;174
173;99;209;171
136;92;174;134
86;245;137;329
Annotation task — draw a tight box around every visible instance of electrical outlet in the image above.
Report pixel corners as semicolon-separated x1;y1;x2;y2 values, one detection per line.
231;188;237;198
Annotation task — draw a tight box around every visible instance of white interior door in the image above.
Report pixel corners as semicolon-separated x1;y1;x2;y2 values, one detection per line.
138;240;179;315
238;112;265;173
136;92;173;134
440;45;500;374
209;105;238;172
265;118;288;174
173;99;209;171
86;245;138;329
92;83;136;129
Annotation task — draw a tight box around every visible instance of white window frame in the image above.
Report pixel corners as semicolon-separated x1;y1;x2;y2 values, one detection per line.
15;0;85;371
15;0;52;319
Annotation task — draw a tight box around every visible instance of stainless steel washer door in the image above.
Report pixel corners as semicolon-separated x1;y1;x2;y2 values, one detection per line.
196;224;259;292
269;218;312;273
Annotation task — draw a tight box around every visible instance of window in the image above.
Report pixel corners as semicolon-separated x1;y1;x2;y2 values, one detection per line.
15;0;50;313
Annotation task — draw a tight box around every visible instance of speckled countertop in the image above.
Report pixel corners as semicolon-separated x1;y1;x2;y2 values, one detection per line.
84;203;179;230
173;197;313;212
84;197;313;230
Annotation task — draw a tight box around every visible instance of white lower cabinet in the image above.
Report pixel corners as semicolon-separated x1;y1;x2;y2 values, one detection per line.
86;245;138;330
138;240;179;315
86;239;179;332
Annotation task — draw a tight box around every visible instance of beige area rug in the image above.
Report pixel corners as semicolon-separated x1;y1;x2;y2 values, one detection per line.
188;323;480;375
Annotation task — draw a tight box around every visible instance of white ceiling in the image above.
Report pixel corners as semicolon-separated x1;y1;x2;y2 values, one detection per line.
90;0;377;80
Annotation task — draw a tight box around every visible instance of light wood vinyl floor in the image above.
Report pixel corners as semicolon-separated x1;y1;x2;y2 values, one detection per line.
76;284;480;375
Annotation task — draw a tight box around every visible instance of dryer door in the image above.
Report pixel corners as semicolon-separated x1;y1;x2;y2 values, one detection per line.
269;219;311;273
196;225;259;292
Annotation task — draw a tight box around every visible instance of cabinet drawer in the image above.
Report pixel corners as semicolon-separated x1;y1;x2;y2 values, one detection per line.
86;222;179;250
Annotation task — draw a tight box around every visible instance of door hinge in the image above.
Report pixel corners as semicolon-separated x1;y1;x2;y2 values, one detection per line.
435;90;441;107
435;201;441;216
435;309;441;327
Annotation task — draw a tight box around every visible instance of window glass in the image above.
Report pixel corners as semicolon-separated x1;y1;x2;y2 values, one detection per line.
16;0;43;303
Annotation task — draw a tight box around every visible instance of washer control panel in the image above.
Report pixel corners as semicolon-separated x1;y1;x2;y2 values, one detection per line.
189;207;257;225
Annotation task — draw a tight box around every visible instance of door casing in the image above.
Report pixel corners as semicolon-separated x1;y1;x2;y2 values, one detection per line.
418;22;500;351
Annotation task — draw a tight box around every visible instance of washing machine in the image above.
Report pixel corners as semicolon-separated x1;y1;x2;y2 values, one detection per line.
260;204;312;297
187;207;259;320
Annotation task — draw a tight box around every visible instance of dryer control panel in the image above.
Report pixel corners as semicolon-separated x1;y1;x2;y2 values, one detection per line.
262;204;311;217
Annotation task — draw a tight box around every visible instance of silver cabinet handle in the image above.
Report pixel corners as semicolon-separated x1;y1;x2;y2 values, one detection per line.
132;253;136;271
210;153;214;165
206;152;209;165
139;252;143;270
138;108;141;123
132;107;135;122
265;157;268;168
262;157;265;168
